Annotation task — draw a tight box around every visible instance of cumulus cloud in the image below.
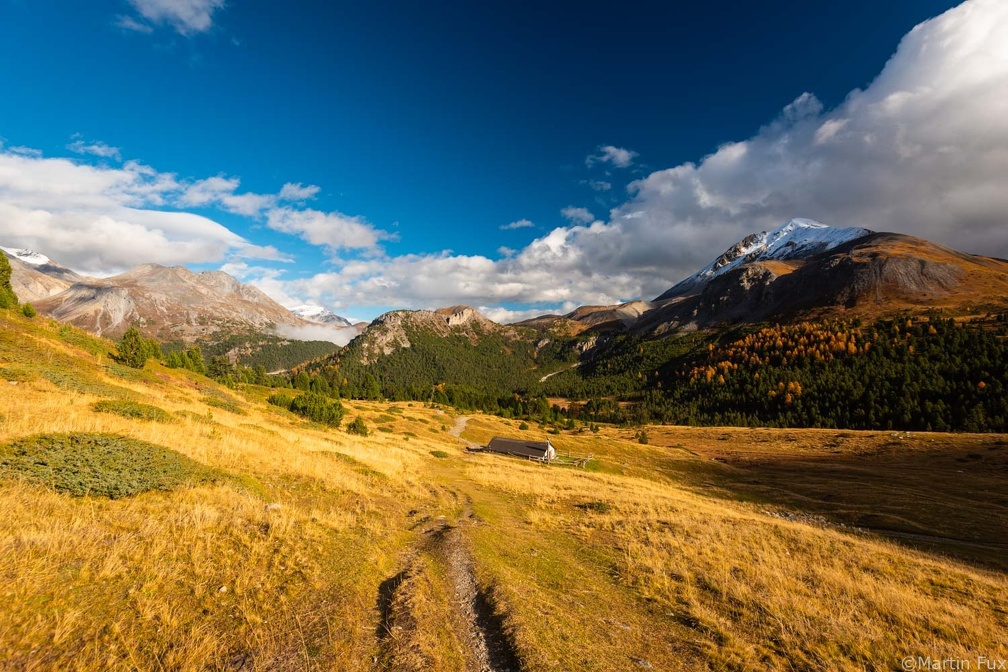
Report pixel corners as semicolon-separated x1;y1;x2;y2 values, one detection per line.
67;137;122;161
586;145;638;169
120;0;226;36
500;219;534;230
279;182;321;202
560;207;595;225
0;148;284;274
179;175;276;216
265;208;394;254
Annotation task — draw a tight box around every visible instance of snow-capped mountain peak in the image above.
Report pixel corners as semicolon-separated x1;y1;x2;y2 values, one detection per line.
1;247;50;266
290;304;353;327
658;218;874;300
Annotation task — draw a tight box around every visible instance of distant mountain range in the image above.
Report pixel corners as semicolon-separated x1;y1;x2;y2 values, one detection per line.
7;219;1008;351
1;246;357;342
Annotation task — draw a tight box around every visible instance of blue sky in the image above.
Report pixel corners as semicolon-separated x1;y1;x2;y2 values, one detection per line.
2;0;1006;323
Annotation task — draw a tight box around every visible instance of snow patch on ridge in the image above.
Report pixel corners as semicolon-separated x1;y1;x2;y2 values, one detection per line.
689;218;873;287
290;304;353;327
1;247;50;266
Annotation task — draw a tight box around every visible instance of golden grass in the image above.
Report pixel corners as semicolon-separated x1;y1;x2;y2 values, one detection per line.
2;312;1007;670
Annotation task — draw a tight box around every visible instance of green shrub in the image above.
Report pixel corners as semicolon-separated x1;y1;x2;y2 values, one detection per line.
21;303;36;318
0;433;217;498
519;421;530;430
346;416;369;436
267;392;294;408
0;253;17;309
116;326;148;369
201;396;246;415
92;399;173;423
635;429;649;445
429;450;450;459
288;392;344;427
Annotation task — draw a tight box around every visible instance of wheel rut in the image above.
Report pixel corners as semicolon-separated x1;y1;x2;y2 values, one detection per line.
375;498;522;671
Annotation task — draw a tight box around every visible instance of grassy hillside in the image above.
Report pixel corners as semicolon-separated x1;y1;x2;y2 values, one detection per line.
1;308;1006;670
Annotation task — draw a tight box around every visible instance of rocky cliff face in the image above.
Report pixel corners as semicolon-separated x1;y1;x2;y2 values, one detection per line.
350;306;515;363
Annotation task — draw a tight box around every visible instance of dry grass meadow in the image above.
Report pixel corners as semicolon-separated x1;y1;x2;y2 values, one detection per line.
1;309;1006;671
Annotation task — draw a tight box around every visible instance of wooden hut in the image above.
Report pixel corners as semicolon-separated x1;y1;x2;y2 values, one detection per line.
485;436;556;462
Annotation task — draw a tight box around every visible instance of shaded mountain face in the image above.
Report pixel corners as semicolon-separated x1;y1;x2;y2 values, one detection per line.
29;262;311;341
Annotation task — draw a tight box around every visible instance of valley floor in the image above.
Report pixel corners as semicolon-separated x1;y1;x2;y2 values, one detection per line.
1;314;1007;671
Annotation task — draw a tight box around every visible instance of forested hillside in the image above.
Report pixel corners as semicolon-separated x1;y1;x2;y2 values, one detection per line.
548;313;1008;432
304;319;577;405
304;309;1008;433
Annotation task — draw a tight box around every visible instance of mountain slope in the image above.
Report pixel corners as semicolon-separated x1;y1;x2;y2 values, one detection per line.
33;263;310;341
1;248;85;304
640;230;1008;335
657;218;874;301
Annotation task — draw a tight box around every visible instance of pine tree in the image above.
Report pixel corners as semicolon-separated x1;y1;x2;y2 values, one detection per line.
117;326;148;369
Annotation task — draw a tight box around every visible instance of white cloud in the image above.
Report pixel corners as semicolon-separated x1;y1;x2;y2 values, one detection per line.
273;323;358;346
6;146;42;158
481;303;579;325
115;15;154;34
586;179;612;192
122;0;226;36
586;145;638;169
179;175;276;216
0;148;283;275
500;218;534;230
560;206;595;224
279;182;321;202
67;137;121;161
266;207;394;253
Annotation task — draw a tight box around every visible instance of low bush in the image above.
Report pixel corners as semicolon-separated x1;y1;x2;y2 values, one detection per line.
267;392;294;408
288;392;344;427
201;396;247;415
0;433;218;498
345;416;369;436
92;399;173;423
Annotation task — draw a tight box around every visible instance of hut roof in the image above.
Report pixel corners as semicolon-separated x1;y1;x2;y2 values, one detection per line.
486;436;553;458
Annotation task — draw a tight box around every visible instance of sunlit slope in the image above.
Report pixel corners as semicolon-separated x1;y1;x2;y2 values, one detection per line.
1;309;1006;670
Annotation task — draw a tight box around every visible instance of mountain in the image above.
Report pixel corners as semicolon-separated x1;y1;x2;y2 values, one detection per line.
1;247;85;304
656;219;873;300
30;262;311;341
290;304;353;328
640;225;1008;335
304;305;577;398
344;305;512;364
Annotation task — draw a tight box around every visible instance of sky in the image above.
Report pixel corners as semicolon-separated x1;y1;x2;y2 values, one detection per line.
2;0;1006;324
